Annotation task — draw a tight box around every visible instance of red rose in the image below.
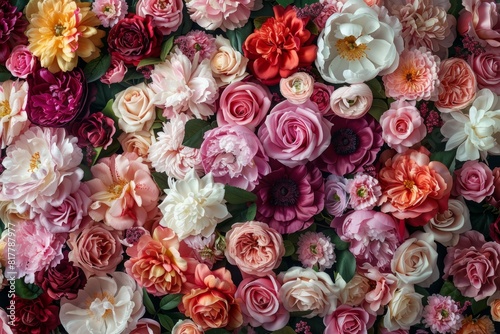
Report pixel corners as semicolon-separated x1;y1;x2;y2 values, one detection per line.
72;112;116;149
107;14;162;66
13;294;60;334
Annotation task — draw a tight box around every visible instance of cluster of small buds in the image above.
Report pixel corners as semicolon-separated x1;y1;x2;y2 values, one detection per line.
125;227;146;245
85;145;97;166
138;65;154;80
419;102;443;133
295;320;313;334
363;164;377;178
295;2;325;19
461;34;485;56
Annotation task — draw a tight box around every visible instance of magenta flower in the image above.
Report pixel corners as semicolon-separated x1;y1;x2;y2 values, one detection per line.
253;162;324;234
0;0;28;62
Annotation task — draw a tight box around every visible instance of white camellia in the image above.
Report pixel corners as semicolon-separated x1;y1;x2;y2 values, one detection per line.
315;0;403;84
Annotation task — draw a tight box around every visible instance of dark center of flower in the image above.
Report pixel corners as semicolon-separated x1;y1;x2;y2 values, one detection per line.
270;178;300;207
54;24;65;37
441;309;449;318
310;244;318;255
125;227;146;245
332;128;359;155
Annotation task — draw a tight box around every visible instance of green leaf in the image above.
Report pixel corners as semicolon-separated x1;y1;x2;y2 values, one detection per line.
159;293;183;311
0;65;12;82
83;54;111;83
250;1;274;18
218;203;257;232
322;229;349;251
226;21;254;54
253;16;270;29
158;313;175;332
92;82;124;110
276;0;294;7
122;69;145;82
137;58;163;68
80;163;93;181
431;149;456;171
14;280;43;300
305;20;319;35
368;99;388;122
101;99;119;123
182;119;212;148
336;250;356;283
13;0;29;10
365;78;386;99
440;281;467;303
152;172;170;192
283;239;295;257
271;326;296;334
290;310;313;317
92;146;103;166
160;36;175;61
205;329;232;334
471;297;488;315
143;289;156;315
224;185;257;204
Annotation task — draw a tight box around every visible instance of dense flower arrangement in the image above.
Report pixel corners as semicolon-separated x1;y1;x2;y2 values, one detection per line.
0;0;500;332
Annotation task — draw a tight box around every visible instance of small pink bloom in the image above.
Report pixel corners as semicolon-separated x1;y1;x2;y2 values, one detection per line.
422;294;464;334
313;1;344;30
136;0;183;36
297;231;335;270
171;319;202;334
452;160;495;202
5;45;37;79
92;0;128;27
279;72;314;105
346;173;382;210
458;0;500;47
131;319;161;334
363;265;398;314
100;57;128;85
175;30;216;62
324;174;349;217
310;82;334;115
330;83;373;119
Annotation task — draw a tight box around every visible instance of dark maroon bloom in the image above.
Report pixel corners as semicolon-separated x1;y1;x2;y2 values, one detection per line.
27;68;88;127
490;215;500;243
0;0;28;62
315;114;384;176
107;14;162;66
253;162;324;234
13;293;60;334
72;112;116;149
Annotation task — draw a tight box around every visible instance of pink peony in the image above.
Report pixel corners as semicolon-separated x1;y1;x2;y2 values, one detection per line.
469;47;500;95
324;174;350;217
380;99;427;153
254;163;324;234
422;294;464;334
258;100;332;168
347;173;382;210
5;45;38;79
363;264;398;314
201;125;271;191
436;57;477;113
186;0;258;31
458;0;500;47
297;231;336;270
136;0;183;36
92;0;128;27
323;305;371;334
452;160;495;203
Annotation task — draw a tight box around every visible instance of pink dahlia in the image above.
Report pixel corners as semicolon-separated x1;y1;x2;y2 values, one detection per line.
297;231;335;270
0;0;28;63
422;295;464;334
186;0;258;31
253;163;324;234
315;114;383;176
346;173;382;210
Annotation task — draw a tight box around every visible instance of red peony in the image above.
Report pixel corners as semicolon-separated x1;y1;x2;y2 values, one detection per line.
243;5;317;85
71;112;116;149
13;293;60;334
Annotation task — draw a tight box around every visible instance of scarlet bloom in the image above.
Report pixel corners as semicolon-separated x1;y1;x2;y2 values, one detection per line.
243;5;317;85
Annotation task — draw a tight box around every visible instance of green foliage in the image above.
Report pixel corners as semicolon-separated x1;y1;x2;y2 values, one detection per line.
15;280;43;300
152;172;170;193
335;250;356;283
271;326;296;334
226;21;254;54
283;239;295;257
83;54;111;83
143;289;156;315
368;99;388;122
0;65;12;82
182;119;216;148
160;36;175;61
158;314;175;332
159;294;183;311
137;58;163;68
224;185;257;204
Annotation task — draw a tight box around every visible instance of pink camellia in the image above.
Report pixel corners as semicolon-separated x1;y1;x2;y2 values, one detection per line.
86;152;160;230
201;125;271;191
380;99;427;153
258;100;332;167
235;275;290;331
458;0;500;47
225;221;285;277
323;305;372;334
100;57;128;85
136;0;183;35
5;45;37;79
216;81;272;132
452;160;495;203
330;83;373;119
469;47;500;95
444;230;500;300
310;82;334;115
186;0;258;31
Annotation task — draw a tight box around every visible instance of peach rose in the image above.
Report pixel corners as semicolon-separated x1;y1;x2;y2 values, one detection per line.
279;72;314;104
210;35;248;87
487;292;500;322
435;58;477;113
171;320;203;334
113;83;156;133
225;221;285;277
131;319;161;334
363;265;398;313
118;130;155;161
330;83;373;119
457;316;495;334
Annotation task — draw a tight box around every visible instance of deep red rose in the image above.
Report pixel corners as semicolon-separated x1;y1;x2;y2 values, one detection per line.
35;252;87;300
13;293;60;334
108;14;162;66
72;112;116;149
0;0;28;62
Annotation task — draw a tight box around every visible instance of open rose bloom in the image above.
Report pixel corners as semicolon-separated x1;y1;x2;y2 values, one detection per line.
4;0;500;333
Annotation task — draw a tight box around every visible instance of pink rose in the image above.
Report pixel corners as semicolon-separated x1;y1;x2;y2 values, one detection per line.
452;160;495;202
258;100;332;167
324;305;371;334
436;58;477;113
5;45;37;79
458;0;500;47
225;221;285;277
329;83;373;119
101;57;128;85
136;0;183;35
380;100;427;153
310;82;334;115
469;47;500;95
216;81;272;131
363;265;398;314
279;72;314;105
444;230;500;300
235;275;290;331
131;319;161;334
487;167;500;208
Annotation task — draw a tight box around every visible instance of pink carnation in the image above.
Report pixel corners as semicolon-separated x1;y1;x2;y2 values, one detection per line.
175;30;217;62
186;0;258;31
136;0;184;36
422;295;464;334
297;231;335;270
92;0;128;27
346;173;382;210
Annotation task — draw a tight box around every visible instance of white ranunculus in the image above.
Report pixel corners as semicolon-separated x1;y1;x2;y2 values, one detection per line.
159;168;230;240
424;198;471;247
383;284;424;331
315;0;403;84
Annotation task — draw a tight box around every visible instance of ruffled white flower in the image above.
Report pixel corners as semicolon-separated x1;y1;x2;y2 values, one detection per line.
149;48;218;120
441;88;500;161
60;272;144;334
424;198;471;247
0;80;30;149
315;0;403;84
159;168;230;240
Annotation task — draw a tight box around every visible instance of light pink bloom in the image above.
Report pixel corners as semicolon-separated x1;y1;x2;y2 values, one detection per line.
136;0;183;36
383;47;440;101
297;231;335;270
100;57;128;85
422;294;464;334
0;79;30;149
92;0;128;27
324;174;349;217
330;83;373;119
182;233;225;268
469;47;500;95
458;0;500;47
5;45;37;79
148;114;203;180
201;125;271;191
346;173;382;210
452;160;495;203
280;72;314;105
186;0;259;31
436;57;477;113
86;152;160;230
323;305;371;334
363;264;398;314
118;130;155;162
380;99;427;153
171;320;203;334
131;319;161;334
313;0;344;30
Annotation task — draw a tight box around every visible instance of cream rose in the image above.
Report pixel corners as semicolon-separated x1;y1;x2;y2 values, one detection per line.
487;292;500;322
383;285;424;331
118;130;155;161
279;72;314;105
335;273;371;307
391;232;439;288
210;35;248;87
113;83;156;133
330;83;373;119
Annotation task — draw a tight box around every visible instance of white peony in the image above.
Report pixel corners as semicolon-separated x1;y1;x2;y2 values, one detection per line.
0;80;30;149
159;168;230;240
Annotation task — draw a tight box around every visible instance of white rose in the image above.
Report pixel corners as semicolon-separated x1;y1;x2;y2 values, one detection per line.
391;232;439;288
383;285;423;331
279;266;337;318
113;83;156;133
210;35;249;87
335;273;371;306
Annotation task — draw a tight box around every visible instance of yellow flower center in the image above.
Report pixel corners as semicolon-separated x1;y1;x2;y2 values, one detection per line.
86;293;116;319
108;182;126;199
54;23;66;37
0;100;11;117
28;152;41;173
404;180;415;190
336;35;368;61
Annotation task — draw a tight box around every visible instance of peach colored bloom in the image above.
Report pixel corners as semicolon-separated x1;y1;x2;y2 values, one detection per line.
487;292;500;322
171;320;203;334
378;147;453;226
113;83;156;133
279;72;314;104
118;130;155;162
457;316;495;334
436;58;477;113
210;35;249;87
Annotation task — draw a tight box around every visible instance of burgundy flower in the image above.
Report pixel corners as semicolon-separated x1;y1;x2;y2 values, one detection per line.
315;114;384;176
108;14;162;66
27;68;88;127
253;162;324;234
0;0;28;62
490;215;500;243
35;252;87;300
72;112;116;149
13;293;60;334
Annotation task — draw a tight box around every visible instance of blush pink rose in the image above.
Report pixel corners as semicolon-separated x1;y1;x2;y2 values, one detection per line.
136;0;183;35
469;47;500;95
363;265;398;314
330;83;373;119
216;80;272;131
323;305;371;334
101;57;128;85
131;319;161;334
310;82;334;115
225;221;285;277
436;58;477;113
5;45;37;79
452;160;495;202
258;100;332;167
379;100;427;153
458;0;500;47
0;308;13;334
235;275;290;331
